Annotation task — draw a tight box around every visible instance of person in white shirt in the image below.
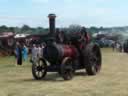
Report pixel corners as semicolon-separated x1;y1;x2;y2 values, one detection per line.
42;43;46;57
31;44;38;62
37;44;42;58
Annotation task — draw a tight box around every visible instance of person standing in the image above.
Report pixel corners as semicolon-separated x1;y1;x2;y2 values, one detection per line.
40;43;46;58
22;45;28;61
14;42;22;65
37;44;42;59
14;43;18;66
112;42;115;51
31;44;38;63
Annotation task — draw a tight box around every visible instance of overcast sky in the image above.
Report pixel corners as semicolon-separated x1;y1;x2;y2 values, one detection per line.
0;0;128;27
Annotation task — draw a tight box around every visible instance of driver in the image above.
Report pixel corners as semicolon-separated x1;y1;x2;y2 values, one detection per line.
79;27;90;49
79;27;90;44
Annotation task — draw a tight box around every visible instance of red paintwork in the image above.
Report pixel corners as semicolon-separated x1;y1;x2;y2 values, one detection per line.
63;45;77;58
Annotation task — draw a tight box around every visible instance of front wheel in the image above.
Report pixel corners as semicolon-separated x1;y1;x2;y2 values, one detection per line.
32;58;47;80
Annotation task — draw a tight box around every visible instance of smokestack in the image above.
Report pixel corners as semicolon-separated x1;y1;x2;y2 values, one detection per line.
48;14;56;36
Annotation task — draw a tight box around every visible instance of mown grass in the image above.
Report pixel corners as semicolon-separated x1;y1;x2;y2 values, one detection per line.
0;48;128;96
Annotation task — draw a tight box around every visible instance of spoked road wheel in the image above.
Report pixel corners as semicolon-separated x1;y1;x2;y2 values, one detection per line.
32;58;47;80
61;57;74;80
84;43;102;75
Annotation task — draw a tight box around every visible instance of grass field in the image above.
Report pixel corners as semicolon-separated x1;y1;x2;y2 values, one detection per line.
0;48;128;96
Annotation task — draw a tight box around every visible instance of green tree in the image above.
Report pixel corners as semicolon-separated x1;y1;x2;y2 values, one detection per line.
68;24;81;33
21;25;31;33
35;27;45;34
0;25;9;32
14;27;21;34
89;26;99;33
8;27;15;32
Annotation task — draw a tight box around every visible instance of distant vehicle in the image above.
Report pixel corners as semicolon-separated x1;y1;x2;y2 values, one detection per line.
123;39;128;53
95;39;114;48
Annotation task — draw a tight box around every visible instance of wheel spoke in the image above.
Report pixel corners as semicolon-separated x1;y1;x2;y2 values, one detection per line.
39;71;43;77
34;68;38;72
42;69;45;72
37;71;40;77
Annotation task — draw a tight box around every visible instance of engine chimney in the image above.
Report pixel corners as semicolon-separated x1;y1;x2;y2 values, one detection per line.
48;14;56;36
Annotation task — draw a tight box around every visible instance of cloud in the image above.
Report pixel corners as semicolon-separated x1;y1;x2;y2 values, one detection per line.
63;0;74;3
0;16;43;20
0;15;45;27
0;0;128;27
31;0;49;4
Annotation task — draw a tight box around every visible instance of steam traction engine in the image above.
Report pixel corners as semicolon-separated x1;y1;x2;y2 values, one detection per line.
32;14;102;80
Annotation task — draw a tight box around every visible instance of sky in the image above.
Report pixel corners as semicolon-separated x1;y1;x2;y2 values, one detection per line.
0;0;128;27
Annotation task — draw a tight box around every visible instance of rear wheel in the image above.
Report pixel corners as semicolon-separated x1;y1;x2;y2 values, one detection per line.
60;57;74;80
32;58;47;80
84;43;102;75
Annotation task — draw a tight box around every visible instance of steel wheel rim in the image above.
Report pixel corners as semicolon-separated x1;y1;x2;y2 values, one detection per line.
34;60;46;78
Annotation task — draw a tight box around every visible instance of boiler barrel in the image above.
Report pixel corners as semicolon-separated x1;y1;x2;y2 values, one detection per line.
43;44;77;64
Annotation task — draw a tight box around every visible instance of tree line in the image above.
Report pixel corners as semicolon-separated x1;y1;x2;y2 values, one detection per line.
0;25;48;34
0;24;128;35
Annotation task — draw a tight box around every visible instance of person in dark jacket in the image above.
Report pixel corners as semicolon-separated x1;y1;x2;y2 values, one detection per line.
79;27;90;43
14;42;22;65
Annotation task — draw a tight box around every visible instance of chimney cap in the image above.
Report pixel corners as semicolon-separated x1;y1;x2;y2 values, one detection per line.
48;13;56;18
